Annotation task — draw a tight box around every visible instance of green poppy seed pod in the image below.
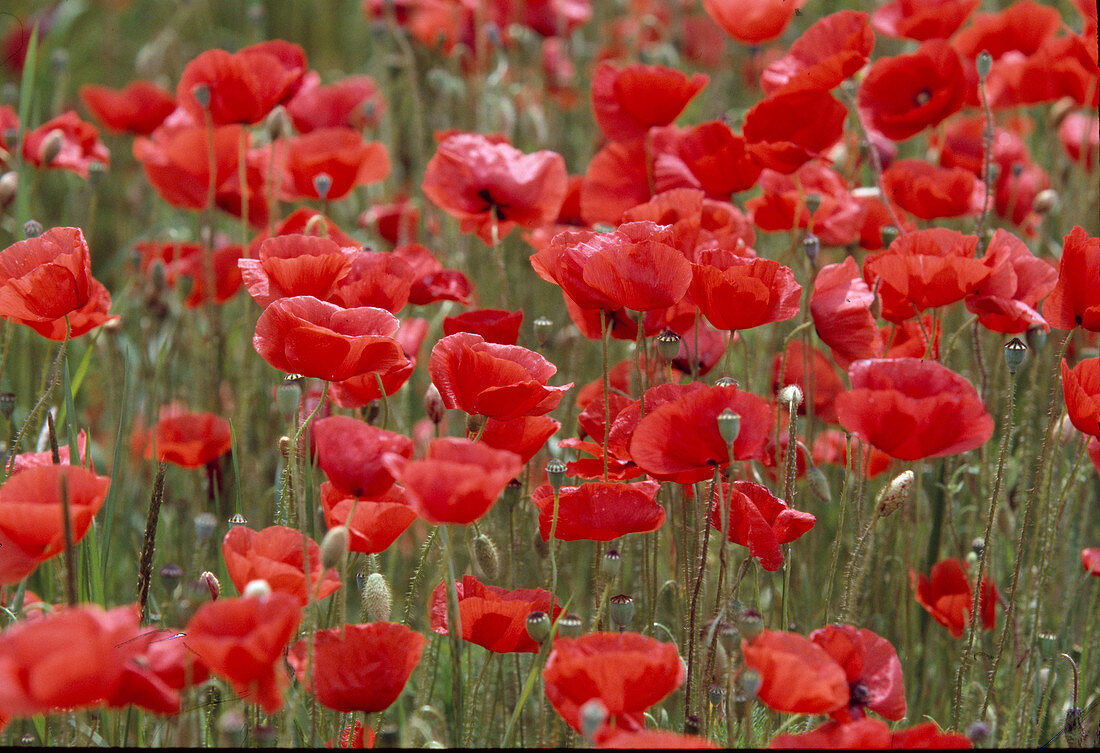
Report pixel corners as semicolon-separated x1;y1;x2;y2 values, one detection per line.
737;609;764;641
218;709;248;747
881;225;899;249
191;84;211;109
802;233;820;266
424;384;446;425
201;571;222;600
807;465;831;503
39;129;64;165
804;192;822;216
965;721;990;745
465;412;486;436
471;533;500;580
778;384;803;411
609;594;634;630
526;610;551;644
875;470;914;518
601;549;622;578
718;622;741;655
1025;326;1047;354
714;376;738;387
159;563;183;594
1004;337;1028;375
740;669;763;699
502;478;522;510
321;526;349;570
1031;188;1058;215
580;698;608;740
717;409;741;447
276;374;304;415
313;173;333;201
265;105;292;142
193;512;218;544
228;512;248;530
655;329;682;362
546;458;567;493
87;161;105;186
976;50;993;80
22;220;43;239
558;613;583;638
362;572;392;622
708;684;725;708
1037;631;1057;661
0;392;16;421
0;171;17;206
533;316;554;347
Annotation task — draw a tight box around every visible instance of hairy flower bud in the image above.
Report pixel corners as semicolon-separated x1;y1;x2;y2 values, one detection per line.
201;571;222;601
876;470;914;518
38;129;64;165
471;533;500;580
424;384;446;425
362;572;392;622
778;384;803;411
321;526;349;570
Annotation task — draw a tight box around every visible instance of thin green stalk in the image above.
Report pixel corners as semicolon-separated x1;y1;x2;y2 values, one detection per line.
438;525;465;734
601;309;611;482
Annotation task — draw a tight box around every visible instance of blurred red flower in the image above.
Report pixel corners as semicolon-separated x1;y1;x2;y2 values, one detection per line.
329;720;375;749
443;308;523;345
177;40;306;125
184;592;302;713
543;632;685;732
288;622;423;712
1061;358;1100;439
769;717;972;748
135;239;243;307
429;575;562;654
393;243;473;306
1083;548;1100;575
936;115;1029;177
708;481;815;571
836;358;993;461
702;0;806;44
8;431;87;475
881;159;983;220
872;0;978;40
0;226;93;323
320;482;417;555
79;80;176;136
479;415;560;464
1058;113;1099;171
530;480;664;541
994;159;1048;230
649;123;764;200
858;40;965;142
383;437;523;525
590;62;708;142
596;729;718;749
747;162;864;247
422;132;568;243
964;229;1057;334
1044;226;1100;331
252;296;408;381
223;525;342;606
761;11;874;96
360;195;421;246
144;408;231;468
239;235;354;308
22;111;109;178
286;72;386;133
911;558;998;638
275;128;390;202
742;90;847;174
811;430;893;479
771;341;844;424
311;415;412;497
688;255;801;332
330;317;429;408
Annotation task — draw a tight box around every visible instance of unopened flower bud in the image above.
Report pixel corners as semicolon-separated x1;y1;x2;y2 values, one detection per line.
265;105;292;141
87;161;105;185
471;533;500;580
579;698;608;740
362;572;392;622
194;512;218;544
609;594;634;630
778;384;803;411
502;478;522;510
881;225;899;249
717;408;741;446
228;512;248;530
1032;188;1057;215
1004;337;1028;375
526;610;551;643
737;608;764;640
802;233;820;265
201;571;222;600
38;129;64;165
321;526;349;569
875;470;914;518
806;465;831;503
601;549;621;578
740;668;763;699
533;316;553;347
546;458;567;492
0;171;17;206
465;412;485;436
804;193;822;216
976;51;993;80
191;84;211;109
313;172;333;201
424;384;446;425
557;613;583;638
278;435;292;458
23;220;43;239
656;329;681;362
159;563;183;593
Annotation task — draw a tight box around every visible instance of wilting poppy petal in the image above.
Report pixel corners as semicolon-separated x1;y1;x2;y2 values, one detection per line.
911;558;997;638
965;229;1057;334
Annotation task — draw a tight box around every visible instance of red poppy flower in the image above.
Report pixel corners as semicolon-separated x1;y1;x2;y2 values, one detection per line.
769;718;972;748
649;123;764;199
994;159;1048;229
20;276;118;341
79;81;176;135
872;0;978;40
311;415;412;497
275;128;390;202
809;624;906;722
1062;358;1100;439
742;90;848;174
330;720;376;749
252;296;407;381
288;622;422;712
0;465;109;585
0;226;93;323
596;729;719;749
580;140;652;226
239;235;354;308
1059;113;1099;171
862;229;989;323
530;480;664;542
543;632;685;732
135;239;243;307
742;631;849;715
702;0;807;44
479;415;560;464
248;207;361;257
856;194;914;252
746;162;864;247
688;255;801;332
144;408;232;468
810;257;881;369
629;383;774;483
761;11;875;96
382;437;523;525
286;72;385;133
429;575;562;654
911;558;997;638
1044;226;1100;332
1083;548;1100;575
443;308;523;345
183;592;302;713
177;40;306;125
836;358;992;461
330;251;414;313
590;62;708;142
222;525;342;606
708;481;815;571
882;159;983;220
142;628;210;691
858;40;966;142
935;115;1029;178
22;111;109;178
8;431;88;475
965;229;1057;334
320;482;417;555
771;341;844;424
393;243;473;306
422;132;568;244
812;431;893;479
360;195;421;246
429;332;571;421
330;317;428;409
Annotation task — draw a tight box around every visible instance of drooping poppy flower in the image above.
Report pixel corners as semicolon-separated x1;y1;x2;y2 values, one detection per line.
0;465;110;585
596;729;719;749
286;72;386;133
761;11;875;96
964;229;1057;334
809;624;906;722
580;139;653;226
382;437;523;525
702;0;807;44
330;251;415;313
422;132;568;244
590;62;708;142
443;308;523;345
288;622;423;712
881;159;983;220
19;276;118;341
1061;358;1100;439
1043;226;1100;332
329;317;429;408
1083;548;1100;576
429;332;571;421
746;162;864;247
544;632;684;733
311;415;413;497
0;226;93;323
769;717;972;748
858;40;966;142
649;123;764;200
911;558;998;638
239;235;354;308
530;480;664;542
144;408;232;468
742;631;850;715
135;239;244;307
479;415;560;464
79;81;176;135
1059;113;1099;171
177;40;306;125
871;0;978;40
22;111;109;178
629;383;774;483
771;341;844;424
222;525;342;606
252;296;408;381
275;128;391;202
429;575;562;654
393;243;473;305
688;255;801;332
320;482;417;555
812;430;893;479
742;90;848;174
708;481;815;572
183;592;302;714
836;358;993;461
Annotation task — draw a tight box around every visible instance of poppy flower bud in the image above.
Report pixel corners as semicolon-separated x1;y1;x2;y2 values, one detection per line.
966;721;990;745
278;435;292;458
546;458;567;492
218;709;248;747
558;613;583;638
159;562;183;594
601;549;622;578
321;525;349;569
875;470;914;518
971;537;985;557
471;533;500;580
609;594;634;631
194;512;218;544
362;572;392;622
465;412;485;436
656;329;681;362
242;578;269;599
228;512;248;530
1032;189;1057;216
717;408;741;447
737;608;764;640
533;316;554;348
718;622;741;657
424;384;447;425
1004;337;1028;375
802;234;820;266
0;392;15;421
804;192;822;216
881;225;899;249
265;104;292;142
739;668;762;699
276;374;304;415
201;571;222;600
0;171;17;206
502;478;522;510
191;84;211;109
313;172;333;201
806;464;831;503
38;129;65;165
778;385;803;411
526;610;551;644
579;698;608;740
22;219;43;239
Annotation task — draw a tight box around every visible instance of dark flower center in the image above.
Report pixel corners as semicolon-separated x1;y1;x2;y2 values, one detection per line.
476;188;510;221
914;88;932;106
849;681;870;707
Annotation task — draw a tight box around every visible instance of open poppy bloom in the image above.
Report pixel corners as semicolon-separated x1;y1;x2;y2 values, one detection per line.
742;90;848;174
274;128;391;202
768;717;972;748
871;0;979;40
143;408;232;468
543;632;685;733
688;254;801;332
0;226;93;324
1062;358;1100;439
383;438;523;525
320;483;417;555
858;40;966;142
911;558;998;638
708;481;815;571
310;415;413;497
421;132;568;244
443;308;524;345
329;251;415;313
288;622;423;712
394;243;473;306
881;159;983;220
702;0;806;44
1044;226;1100;332
429;575;562;653
285;72;386;133
177;40;306;125
808;625;907;722
22;111;109;178
79;80;176;135
136;239;244;308
590;62;708;143
964;229;1056;334
252;296;408;381
21;276;118;341
761;11;875;96
746;162;864;247
330;317;429;408
836;358;993;461
649;124;764;200
479;415;561;465
0;465;110;585
580;139;656;226
741;630;849;715
239;235;355;308
530;480;664;541
222;525;342;606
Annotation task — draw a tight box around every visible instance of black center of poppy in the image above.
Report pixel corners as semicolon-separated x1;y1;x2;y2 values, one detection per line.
849;681;870;707
476;188;510;221
914;88;932;106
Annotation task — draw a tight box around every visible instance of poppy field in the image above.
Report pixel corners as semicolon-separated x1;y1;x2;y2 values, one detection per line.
1;0;1099;748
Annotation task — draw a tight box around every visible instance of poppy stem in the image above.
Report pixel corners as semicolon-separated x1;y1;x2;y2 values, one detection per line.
490;211;511;309
4;331;68;478
548;487;561;616
438;525;465;734
600;309;611;482
373;373;389;430
137;461;168;623
685;467;718;729
400;527;438;626
822;432;856;623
